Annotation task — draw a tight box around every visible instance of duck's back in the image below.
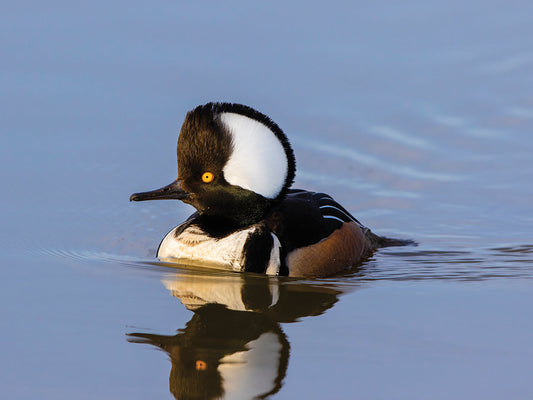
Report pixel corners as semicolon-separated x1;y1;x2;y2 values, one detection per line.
271;190;372;277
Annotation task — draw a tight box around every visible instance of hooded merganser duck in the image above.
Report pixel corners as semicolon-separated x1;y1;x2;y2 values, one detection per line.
130;102;413;277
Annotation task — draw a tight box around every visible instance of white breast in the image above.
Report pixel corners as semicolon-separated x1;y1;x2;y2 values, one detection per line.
157;223;281;275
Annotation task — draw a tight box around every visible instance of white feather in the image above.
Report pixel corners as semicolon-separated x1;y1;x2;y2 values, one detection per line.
265;233;281;276
157;224;282;276
218;332;281;399
220;112;288;199
157;225;255;271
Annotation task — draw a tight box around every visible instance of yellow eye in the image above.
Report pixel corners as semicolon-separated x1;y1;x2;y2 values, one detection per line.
202;172;214;183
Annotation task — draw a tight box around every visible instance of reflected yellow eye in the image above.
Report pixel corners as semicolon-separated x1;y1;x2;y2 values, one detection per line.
196;360;207;371
202;172;214;183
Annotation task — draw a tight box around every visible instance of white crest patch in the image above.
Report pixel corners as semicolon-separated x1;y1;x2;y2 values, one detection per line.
219;112;288;198
218;332;281;399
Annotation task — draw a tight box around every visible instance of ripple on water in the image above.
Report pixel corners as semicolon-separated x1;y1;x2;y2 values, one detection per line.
358;245;533;281
40;241;533;284
293;137;461;182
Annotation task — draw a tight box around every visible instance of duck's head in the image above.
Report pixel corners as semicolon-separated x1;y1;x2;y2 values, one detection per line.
130;102;296;226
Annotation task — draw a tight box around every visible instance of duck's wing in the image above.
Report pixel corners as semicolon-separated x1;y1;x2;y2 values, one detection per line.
274;189;370;277
277;189;367;246
305;191;366;228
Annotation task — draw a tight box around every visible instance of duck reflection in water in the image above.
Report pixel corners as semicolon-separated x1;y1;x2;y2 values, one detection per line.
127;269;350;399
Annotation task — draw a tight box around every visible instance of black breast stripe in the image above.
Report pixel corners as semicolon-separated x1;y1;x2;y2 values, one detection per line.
242;225;274;274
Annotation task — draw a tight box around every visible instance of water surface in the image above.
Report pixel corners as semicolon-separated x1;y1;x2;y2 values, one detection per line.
1;1;533;399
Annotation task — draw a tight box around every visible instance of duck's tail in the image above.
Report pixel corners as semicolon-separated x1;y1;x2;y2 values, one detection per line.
365;229;417;249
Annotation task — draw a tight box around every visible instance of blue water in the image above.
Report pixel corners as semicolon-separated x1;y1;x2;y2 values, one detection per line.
1;1;533;399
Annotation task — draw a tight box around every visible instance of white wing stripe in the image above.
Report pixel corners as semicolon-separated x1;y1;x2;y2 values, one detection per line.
319;204;356;222
322;215;345;224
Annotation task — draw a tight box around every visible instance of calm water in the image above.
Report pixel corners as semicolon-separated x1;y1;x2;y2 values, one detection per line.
2;1;533;399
